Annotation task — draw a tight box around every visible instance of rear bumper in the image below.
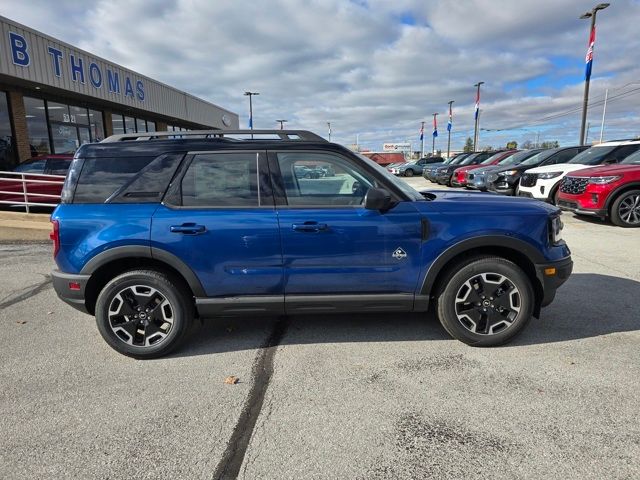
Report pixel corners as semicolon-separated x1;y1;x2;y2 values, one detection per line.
535;256;573;308
52;269;91;314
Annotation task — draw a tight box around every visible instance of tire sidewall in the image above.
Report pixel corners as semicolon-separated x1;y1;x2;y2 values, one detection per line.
404;169;414;177
437;258;534;347
95;270;192;358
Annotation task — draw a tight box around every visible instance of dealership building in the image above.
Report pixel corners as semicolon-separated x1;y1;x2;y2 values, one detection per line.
0;15;238;170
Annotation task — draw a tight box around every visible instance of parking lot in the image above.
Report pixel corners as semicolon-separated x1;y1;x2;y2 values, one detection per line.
1;177;639;480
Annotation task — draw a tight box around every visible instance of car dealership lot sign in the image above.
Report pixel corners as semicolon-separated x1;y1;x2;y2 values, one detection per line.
383;143;411;152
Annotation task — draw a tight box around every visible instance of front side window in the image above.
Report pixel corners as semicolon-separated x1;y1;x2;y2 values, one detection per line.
14;159;46;173
276;152;375;207
180;153;259;207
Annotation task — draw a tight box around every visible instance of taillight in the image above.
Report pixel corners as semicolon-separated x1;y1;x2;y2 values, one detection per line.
50;220;60;257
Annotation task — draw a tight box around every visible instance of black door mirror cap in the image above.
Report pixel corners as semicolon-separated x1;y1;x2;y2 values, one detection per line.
364;187;393;212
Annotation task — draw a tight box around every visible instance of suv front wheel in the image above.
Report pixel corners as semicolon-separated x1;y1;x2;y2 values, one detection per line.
436;256;534;346
611;189;640;227
95;270;194;359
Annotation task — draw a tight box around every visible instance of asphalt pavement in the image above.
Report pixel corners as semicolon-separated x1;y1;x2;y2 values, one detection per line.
1;178;639;479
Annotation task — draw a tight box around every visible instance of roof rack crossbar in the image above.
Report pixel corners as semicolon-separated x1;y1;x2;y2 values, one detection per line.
101;129;327;143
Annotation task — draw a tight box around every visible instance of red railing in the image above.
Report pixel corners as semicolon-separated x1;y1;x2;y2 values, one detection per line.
0;171;66;213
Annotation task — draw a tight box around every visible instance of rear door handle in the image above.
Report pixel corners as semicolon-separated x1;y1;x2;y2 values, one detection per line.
292;222;328;233
170;223;206;235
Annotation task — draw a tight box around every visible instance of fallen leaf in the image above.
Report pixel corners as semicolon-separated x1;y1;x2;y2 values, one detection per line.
47;311;54;315
16;320;27;324
224;376;239;385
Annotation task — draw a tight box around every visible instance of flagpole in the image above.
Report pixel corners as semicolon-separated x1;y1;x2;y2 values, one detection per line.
432;113;438;155
579;3;609;146
473;82;484;151
447;100;454;158
420;121;425;158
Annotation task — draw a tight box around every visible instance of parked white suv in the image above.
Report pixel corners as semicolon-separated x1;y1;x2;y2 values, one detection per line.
518;139;640;204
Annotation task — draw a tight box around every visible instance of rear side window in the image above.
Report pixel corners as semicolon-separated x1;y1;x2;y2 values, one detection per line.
46;158;71;175
14;159;46;173
73;156;155;203
179;152;260;207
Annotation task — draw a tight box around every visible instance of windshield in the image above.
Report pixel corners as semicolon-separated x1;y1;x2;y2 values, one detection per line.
480;151;511;165
621;150;640;165
356;153;423;201
458;153;481;166
519;148;558;167
450;154;469;165
568;146;617;165
499;149;542;166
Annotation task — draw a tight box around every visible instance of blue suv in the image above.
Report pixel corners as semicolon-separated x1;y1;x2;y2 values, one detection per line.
51;130;572;358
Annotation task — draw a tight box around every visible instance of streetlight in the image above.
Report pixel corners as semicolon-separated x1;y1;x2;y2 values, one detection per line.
578;3;609;146
244;91;259;131
447;100;454;159
276;119;287;130
473;82;484;151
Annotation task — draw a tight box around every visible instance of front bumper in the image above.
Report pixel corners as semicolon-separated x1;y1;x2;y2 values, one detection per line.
535;256;573;308
52;269;91;314
557;199;607;218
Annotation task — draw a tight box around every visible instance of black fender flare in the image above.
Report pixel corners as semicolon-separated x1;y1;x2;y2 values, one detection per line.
420;235;545;297
80;245;206;297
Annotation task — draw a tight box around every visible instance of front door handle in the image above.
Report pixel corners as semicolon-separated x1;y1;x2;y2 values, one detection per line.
292;222;328;233
170;223;206;235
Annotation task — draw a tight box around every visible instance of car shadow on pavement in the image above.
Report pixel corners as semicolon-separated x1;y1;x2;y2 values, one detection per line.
173;273;640;358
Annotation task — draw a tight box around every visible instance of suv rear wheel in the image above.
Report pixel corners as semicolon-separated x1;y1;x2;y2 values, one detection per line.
436;256;534;346
95;270;194;359
611;189;640;227
404;169;414;177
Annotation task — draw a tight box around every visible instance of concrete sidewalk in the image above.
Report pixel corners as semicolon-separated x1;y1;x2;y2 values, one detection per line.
0;211;51;242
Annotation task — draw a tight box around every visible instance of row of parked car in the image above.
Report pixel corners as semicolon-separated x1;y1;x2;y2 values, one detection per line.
389;139;640;227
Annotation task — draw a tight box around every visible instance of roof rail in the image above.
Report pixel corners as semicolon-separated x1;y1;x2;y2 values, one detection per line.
101;129;327;143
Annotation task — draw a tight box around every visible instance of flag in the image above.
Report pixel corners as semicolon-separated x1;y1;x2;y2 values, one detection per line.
419;123;424;141
447;104;452;132
248;115;253;128
433;116;438;138
585;25;596;80
474;89;480;120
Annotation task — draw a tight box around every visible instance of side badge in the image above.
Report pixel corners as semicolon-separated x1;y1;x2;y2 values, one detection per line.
392;247;407;260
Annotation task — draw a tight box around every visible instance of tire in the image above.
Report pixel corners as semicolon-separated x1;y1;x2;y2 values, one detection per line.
95;270;195;359
550;185;560;205
436;256;535;347
404;169;414;177
610;189;640;227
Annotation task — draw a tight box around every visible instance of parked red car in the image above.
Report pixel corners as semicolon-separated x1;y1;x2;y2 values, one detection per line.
0;154;72;208
451;150;517;187
557;150;640;227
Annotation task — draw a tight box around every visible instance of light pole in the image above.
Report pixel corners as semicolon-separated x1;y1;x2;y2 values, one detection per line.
447;100;454;158
579;3;610;146
244;91;259;132
432;113;439;155
276;119;287;130
327;122;332;142
473;82;484;151
420;121;425;158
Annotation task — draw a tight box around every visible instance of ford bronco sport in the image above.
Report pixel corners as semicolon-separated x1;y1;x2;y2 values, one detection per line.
51;130;572;358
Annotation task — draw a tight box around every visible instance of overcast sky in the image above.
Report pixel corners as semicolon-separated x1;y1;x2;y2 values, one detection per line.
3;0;639;152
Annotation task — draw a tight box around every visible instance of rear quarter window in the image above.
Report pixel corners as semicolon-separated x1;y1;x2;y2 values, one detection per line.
73;156;155;203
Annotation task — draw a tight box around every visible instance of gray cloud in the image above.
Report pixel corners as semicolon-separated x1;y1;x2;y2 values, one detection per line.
2;0;638;151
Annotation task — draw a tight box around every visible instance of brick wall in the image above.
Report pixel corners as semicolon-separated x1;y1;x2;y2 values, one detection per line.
7;90;31;163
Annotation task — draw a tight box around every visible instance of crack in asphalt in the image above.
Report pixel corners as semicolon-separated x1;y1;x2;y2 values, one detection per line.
212;315;289;480
0;275;53;311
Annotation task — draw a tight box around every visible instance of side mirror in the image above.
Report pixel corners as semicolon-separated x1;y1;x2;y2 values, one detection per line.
364;187;393;211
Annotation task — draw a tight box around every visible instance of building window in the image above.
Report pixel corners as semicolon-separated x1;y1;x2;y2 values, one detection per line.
0;91;17;169
23;97;50;157
112;113;157;135
89;110;104;142
124;116;136;134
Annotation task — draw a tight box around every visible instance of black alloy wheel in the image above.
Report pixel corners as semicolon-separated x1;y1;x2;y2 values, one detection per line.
436;256;534;346
95;270;194;358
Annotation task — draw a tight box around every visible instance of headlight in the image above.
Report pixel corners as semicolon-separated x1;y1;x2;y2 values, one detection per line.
550;215;563;244
538;171;562;180
588;175;621;184
500;170;519;176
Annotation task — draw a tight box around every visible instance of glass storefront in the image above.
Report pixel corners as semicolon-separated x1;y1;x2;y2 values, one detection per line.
111;113;156;135
0;91;17;170
24;96;106;158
